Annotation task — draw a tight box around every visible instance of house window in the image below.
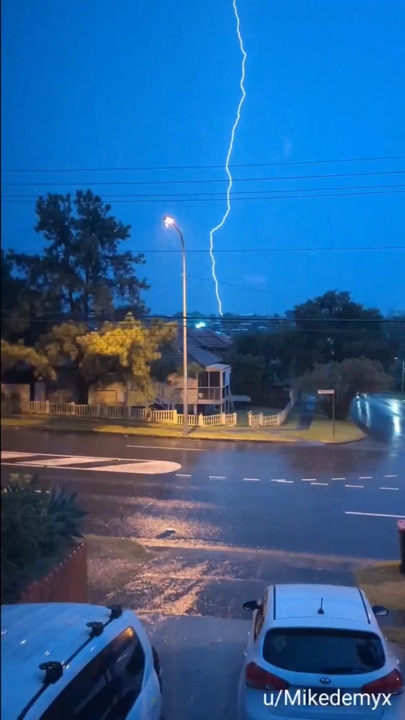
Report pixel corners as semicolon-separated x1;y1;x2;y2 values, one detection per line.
209;371;220;387
199;371;209;388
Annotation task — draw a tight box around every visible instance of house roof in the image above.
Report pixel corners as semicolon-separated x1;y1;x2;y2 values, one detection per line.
178;336;221;367
187;327;232;350
159;328;223;368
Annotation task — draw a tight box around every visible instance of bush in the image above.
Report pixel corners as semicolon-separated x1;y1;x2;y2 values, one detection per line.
1;473;87;602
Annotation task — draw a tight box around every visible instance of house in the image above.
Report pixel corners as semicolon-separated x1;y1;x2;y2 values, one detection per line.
89;327;235;414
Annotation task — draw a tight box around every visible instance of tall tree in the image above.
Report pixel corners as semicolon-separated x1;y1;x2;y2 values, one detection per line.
296;356;392;419
10;190;150;324
1;340;55;380
293;290;388;372
3;248;63;344
1;250;25;340
38;315;177;402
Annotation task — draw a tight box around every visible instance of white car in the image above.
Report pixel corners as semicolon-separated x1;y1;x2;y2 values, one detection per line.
238;583;404;720
1;602;163;720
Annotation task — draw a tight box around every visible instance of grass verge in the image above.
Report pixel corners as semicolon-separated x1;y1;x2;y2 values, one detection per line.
292;419;366;444
356;562;405;649
2;414;365;444
1;415;296;443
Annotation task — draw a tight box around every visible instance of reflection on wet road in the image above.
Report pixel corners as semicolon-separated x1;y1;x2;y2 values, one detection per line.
352;393;405;449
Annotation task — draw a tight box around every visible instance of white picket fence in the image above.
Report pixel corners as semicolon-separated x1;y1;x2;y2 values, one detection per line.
25;396;296;430
247;392;296;428
27;401;237;427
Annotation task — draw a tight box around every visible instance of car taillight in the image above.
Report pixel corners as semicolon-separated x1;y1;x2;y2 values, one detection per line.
362;669;403;695
245;662;289;690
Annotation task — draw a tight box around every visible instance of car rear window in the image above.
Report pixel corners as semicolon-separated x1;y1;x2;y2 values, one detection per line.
263;628;385;674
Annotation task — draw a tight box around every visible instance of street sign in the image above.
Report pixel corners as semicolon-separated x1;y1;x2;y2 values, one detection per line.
317;389;335;395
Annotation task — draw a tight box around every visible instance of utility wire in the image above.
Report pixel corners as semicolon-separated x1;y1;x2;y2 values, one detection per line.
2;189;405;205
2;154;405;173
188;274;306;299
3;245;404;255
3;182;405;201
2;170;405;187
1;308;403;324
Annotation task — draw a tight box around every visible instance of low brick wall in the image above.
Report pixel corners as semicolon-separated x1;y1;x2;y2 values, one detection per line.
19;542;88;603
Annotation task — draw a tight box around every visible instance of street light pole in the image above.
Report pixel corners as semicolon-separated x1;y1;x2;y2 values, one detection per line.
163;217;188;437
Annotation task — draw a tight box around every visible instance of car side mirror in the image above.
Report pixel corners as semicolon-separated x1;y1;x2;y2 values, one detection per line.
372;605;389;617
243;600;260;611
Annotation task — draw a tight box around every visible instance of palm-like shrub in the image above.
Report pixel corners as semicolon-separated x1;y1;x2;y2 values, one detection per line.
1;474;88;602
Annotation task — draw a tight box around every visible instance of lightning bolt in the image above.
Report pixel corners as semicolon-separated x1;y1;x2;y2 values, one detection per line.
209;0;247;317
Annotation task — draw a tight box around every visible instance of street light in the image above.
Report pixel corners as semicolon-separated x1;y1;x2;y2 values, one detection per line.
163;216;189;436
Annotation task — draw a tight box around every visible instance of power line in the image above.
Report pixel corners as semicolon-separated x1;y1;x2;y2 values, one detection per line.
1;308;403;323
3;182;405;201
3;245;404;255
2;189;405;205
188;274;306;300
2;154;405;173
2;170;405;187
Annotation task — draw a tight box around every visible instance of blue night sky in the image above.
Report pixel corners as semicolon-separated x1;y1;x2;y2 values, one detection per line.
2;0;405;317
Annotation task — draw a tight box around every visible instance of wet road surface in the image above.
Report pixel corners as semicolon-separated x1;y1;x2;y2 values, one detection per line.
2;425;404;619
352;392;405;449
2;428;404;561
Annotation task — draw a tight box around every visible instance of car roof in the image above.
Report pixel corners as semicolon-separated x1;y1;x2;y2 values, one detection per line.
265;583;376;630
1;603;142;720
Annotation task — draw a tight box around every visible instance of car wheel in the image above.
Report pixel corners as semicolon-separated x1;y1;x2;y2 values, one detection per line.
152;646;162;690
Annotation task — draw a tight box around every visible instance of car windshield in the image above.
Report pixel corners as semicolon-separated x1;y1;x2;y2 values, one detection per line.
262;628;385;674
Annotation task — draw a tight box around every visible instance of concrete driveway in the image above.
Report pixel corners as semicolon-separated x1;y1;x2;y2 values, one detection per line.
142;614;405;720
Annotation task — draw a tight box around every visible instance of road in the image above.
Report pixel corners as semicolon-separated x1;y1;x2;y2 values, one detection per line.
352;392;405;449
2;428;404;558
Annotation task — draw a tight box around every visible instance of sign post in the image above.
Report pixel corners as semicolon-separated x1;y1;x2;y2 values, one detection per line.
317;389;335;438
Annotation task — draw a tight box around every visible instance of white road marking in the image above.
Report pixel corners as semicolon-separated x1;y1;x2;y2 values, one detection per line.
126;444;205;452
0;451;35;459
209;475;226;479
380;487;399;491
271;479;294;484
175;473;191;478
21;456;113;467
345;484;364;488
89;461;181;474
2;450;181;475
1;450;174;464
301;478;317;482
331;477;346;480
359;476;373;480
270;479;287;482
243;478;261;482
311;482;328;486
384;474;398;478
345;511;405;519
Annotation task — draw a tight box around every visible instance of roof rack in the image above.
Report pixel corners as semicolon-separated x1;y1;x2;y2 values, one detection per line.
17;604;123;720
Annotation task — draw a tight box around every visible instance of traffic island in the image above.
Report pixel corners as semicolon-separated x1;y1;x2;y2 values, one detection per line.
1;414;365;444
355;562;405;649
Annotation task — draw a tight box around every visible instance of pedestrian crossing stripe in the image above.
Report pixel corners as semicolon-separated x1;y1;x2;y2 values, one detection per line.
1;451;181;475
22;456;114;467
1;451;37;459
